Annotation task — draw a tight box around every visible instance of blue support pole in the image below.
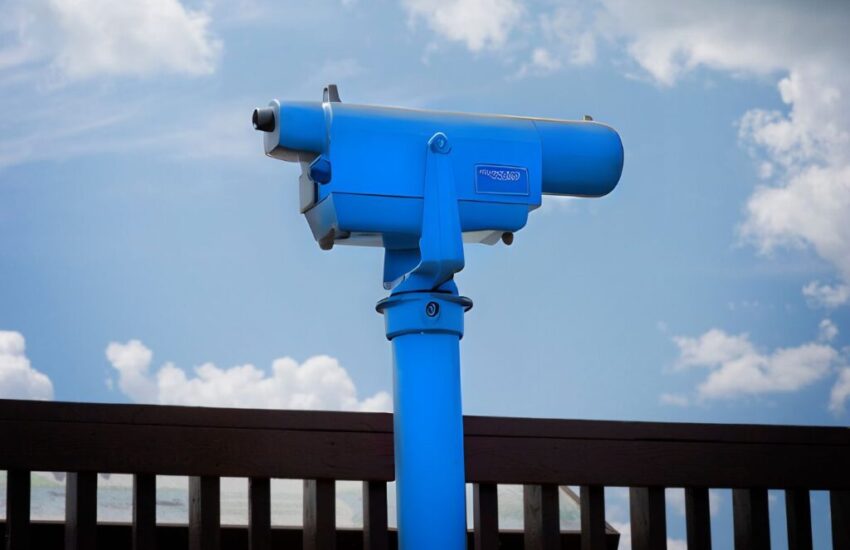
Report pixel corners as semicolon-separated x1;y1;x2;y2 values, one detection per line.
377;290;472;550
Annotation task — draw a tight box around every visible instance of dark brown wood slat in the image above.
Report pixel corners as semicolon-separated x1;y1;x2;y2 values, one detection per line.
580;485;605;550
249;477;271;550
7;399;850;448
5;469;30;550
304;479;335;550
523;484;559;550
6;417;848;492
473;483;498;550
464;436;850;489
0;421;393;481
831;490;850;550
784;489;811;550
1;399;849;489
0;521;620;548
733;488;770;550
629;487;666;550
685;487;712;550
65;472;97;550
189;476;220;550
0;399;393;434
362;481;387;550
463;414;850;446
133;474;156;550
248;477;272;550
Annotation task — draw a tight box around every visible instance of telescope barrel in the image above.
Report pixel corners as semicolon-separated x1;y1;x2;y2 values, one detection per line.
535;119;623;197
255;100;623;199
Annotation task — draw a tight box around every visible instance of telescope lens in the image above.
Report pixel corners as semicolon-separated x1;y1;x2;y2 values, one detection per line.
252;107;275;132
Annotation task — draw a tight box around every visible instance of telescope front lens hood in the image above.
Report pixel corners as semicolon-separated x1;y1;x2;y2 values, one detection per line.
252;107;276;132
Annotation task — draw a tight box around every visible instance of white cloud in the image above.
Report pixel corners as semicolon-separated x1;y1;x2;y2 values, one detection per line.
819;319;838;342
594;1;850;304
722;59;850;308
530;48;560;72
105;340;391;412
105;340;157;402
671;328;838;400
402;0;523;52
405;0;597;76
596;0;849;85
1;0;221;80
537;6;596;66
803;281;850;309
673;329;754;370
404;0;850;287
659;393;688;407
830;368;850;415
0;330;54;400
741;159;850;287
597;3;850;412
515;47;562;79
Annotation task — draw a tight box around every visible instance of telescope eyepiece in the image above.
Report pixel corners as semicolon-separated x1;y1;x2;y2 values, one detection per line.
252;107;276;132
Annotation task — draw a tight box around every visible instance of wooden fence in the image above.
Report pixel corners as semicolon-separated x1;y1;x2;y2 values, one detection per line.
1;399;848;549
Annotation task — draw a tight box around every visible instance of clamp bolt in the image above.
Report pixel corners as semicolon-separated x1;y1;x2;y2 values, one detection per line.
425;301;440;317
428;132;451;154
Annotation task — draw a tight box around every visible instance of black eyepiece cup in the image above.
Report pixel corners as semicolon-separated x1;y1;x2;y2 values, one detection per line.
252;107;275;132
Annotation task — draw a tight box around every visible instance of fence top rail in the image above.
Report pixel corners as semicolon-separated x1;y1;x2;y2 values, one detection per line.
1;399;847;446
1;399;848;488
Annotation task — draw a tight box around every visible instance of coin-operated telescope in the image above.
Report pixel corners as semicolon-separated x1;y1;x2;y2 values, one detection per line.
253;85;623;549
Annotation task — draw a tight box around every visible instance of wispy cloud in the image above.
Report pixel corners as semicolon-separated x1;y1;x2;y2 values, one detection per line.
819;319;838;342
408;0;850;307
1;0;221;82
0;0;231;170
402;0;597;80
594;0;850;306
0;92;263;169
0;98;140;168
659;393;689;407
402;0;524;52
803;281;850;309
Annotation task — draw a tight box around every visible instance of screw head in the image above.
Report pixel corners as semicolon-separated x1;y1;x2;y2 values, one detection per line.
425;301;440;317
428;132;451;154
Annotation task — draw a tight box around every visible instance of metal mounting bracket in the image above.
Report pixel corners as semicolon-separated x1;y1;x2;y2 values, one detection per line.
385;132;465;294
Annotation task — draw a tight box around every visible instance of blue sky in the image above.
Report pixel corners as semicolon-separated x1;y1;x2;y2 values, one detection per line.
1;0;849;544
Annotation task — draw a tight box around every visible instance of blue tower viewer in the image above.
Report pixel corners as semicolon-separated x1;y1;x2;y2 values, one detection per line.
253;85;623;549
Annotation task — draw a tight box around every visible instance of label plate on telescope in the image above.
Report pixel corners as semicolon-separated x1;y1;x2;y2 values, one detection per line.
475;164;529;196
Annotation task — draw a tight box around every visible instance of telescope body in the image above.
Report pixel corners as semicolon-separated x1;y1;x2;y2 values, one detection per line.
259;99;624;251
255;88;624;549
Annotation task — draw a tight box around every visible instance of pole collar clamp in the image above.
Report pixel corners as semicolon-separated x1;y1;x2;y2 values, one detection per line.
376;292;472;341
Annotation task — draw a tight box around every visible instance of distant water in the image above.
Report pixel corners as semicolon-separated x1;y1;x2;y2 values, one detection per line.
0;472;581;530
